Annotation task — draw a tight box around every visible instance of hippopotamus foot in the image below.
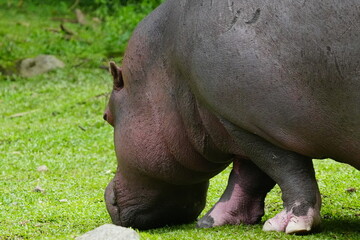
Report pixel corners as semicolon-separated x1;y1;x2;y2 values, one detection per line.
254;149;322;234
197;158;275;228
263;205;321;234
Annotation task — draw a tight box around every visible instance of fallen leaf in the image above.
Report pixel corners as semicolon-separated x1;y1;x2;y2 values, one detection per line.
78;125;86;131
9;109;39;118
60;23;75;36
345;187;357;193
75;9;87;25
46;27;61;33
19;220;30;225
92;17;101;23
37;165;49;172
33;186;45;193
17;21;30;27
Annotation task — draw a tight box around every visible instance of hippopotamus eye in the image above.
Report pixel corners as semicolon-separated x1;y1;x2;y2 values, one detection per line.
109;61;124;90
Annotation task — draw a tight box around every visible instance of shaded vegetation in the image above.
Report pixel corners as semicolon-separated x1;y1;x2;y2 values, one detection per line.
0;0;162;71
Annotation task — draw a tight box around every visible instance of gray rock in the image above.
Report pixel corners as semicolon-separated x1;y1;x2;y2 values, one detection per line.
76;224;140;240
19;54;65;77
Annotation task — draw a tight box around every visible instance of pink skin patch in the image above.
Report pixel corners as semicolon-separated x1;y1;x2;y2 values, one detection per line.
263;203;321;234
197;159;275;228
205;184;266;226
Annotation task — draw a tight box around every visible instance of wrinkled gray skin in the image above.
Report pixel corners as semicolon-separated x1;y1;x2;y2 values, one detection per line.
103;0;360;234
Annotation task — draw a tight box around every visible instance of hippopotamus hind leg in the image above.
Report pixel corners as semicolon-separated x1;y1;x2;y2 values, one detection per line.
197;158;275;228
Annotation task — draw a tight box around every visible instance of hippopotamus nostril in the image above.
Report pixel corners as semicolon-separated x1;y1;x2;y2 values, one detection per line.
103;113;108;121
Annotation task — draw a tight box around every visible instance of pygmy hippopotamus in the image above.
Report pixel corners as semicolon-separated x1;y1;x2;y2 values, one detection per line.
103;0;360;234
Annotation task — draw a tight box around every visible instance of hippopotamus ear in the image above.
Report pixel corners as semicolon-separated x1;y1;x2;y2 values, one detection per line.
109;61;124;90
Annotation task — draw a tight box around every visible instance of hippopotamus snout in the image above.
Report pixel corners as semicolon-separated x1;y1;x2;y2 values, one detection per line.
104;179;121;225
105;174;209;230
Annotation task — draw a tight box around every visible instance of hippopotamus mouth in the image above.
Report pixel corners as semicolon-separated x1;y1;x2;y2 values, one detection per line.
105;176;209;229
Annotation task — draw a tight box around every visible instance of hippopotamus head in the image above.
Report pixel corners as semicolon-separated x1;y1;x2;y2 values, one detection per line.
103;61;209;229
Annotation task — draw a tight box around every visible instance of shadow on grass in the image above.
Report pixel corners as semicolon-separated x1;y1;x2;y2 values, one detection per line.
321;218;360;234
143;222;262;238
142;217;360;239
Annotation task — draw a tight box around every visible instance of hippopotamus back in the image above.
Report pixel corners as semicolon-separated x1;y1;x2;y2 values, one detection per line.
174;0;360;168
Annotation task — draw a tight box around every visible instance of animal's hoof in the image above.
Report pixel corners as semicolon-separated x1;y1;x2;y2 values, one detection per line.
197;215;215;228
263;208;321;234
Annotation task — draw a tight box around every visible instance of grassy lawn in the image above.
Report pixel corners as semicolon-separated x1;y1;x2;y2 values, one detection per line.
0;1;359;239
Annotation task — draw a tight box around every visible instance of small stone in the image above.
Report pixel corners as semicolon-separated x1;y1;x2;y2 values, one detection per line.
18;55;65;77
76;224;140;240
33;186;45;193
37;165;49;172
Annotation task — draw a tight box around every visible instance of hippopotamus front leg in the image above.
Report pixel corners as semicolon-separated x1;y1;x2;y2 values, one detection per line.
197;158;275;228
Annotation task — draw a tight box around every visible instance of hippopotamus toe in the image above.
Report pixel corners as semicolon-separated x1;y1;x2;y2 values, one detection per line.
263;207;321;234
197;215;215;228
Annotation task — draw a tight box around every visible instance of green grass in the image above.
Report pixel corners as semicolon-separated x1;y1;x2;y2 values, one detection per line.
0;1;359;239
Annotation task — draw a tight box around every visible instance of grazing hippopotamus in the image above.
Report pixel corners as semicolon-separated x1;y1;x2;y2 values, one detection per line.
103;0;360;234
